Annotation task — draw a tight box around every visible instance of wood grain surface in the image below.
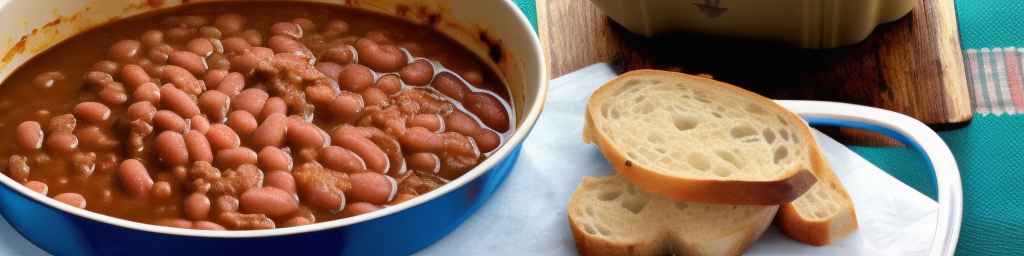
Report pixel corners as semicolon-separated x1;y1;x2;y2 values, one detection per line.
538;0;972;131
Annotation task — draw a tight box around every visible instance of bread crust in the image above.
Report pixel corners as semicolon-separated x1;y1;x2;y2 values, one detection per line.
584;70;817;205
775;145;858;246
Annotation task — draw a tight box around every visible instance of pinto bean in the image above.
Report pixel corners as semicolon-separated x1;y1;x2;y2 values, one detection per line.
354;39;407;72
286;122;327;149
232;88;269;116
333;134;388;173
54;193;87;208
327;92;363;122
320;146;366;173
160;66;205;95
320;45;354;64
361;87;388;107
154;110;188;132
474;130;501;153
240;186;298;217
258;146;292;172
204;70;228;88
407;152;440;173
33;71;64;89
341;202;380;217
399;127;444;153
445;111;481;135
152;181;173;199
120;64;152;89
281;216;313;228
190;115;211;133
464;92;510;132
227;110;258;136
24;180;48;195
99;87;129;106
322;19;349;37
92;60;120;74
260;97;287;120
213;195;240;213
141;30;164;47
187;38;215;57
338;64;373;92
7;155;30;182
193;221;225;230
45;131;79;153
169;51;208;75
314;62;345;81
270;22;303;39
408;114;443;132
128;101;158;123
119;159;153;198
215;147;257;169
376;74;402;95
160;85;201;118
214;13;246;34
184;193;212;220
185;130;214;163
155;131;189;166
348;172;396;204
222;37;251;54
16;121;44;150
155;218;193;229
206;124;240;151
251;113;287;148
399;60;434;86
133;82;162;105
109;40;142;62
293;163;348;211
199;90;231;122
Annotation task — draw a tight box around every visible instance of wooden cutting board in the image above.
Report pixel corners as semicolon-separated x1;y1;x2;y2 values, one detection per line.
538;0;972;137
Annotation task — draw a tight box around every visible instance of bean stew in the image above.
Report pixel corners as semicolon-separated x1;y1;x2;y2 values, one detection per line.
0;2;514;230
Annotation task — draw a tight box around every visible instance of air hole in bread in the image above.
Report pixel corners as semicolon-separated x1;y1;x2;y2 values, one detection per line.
674;202;689;210
744;103;766;115
773;147;789;164
595;225;612;236
672;115;698;131
620;197;649;214
815;189;830;200
598;190;622;201
715;150;743;169
777;115;788;125
813;209;827;219
778;129;790;141
686;153;711;171
634;95;646;103
713;167;732;177
648;79;662;85
655;148;667;154
601;103;613;118
583;222;597;235
638;103;656;114
586;206;595;217
730;125;757;139
624;79;641;87
647;134;664;144
610;108;622;119
763;129;776;144
711;112;723;118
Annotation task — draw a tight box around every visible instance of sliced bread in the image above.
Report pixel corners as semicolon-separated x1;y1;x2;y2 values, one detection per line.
568;175;778;256
583;70;817;204
776;145;858;245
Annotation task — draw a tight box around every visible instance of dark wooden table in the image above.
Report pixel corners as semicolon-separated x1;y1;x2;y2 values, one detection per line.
537;0;971;144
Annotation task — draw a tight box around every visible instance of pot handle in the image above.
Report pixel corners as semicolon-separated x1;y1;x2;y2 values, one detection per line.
776;100;962;256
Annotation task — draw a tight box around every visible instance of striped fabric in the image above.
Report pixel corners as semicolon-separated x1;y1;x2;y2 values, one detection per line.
964;48;1024;115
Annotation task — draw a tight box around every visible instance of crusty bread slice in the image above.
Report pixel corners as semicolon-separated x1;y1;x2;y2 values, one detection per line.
776;145;858;245
584;70;816;204
568;175;778;256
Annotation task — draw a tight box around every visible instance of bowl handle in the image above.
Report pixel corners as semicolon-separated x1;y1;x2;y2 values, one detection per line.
776;100;962;256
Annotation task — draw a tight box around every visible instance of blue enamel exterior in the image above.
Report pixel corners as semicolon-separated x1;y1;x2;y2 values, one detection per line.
0;146;522;256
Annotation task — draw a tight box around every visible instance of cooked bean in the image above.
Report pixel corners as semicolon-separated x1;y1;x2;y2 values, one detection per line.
407;152;440;173
141;30;164;47
400;60;434;86
270;22;303;39
376;74;402;95
213;195;240;213
120;64;152;89
24;181;47;195
199;26;223;39
147;44;173;64
322;19;349;37
214;13;246;34
232;88;269;115
184;193;212;220
193;221;226;230
354;39;407;72
169;51;208;75
204;69;228;87
432;73;469;101
327;91;364;122
33;71;65;89
227;110;258;136
72;102;111;124
132;82;161;105
240;186;298;217
154;110;188;133
45;131;79;153
160;66;204;95
206;124;240;151
155;131;189;166
215;147;257;169
160;85;201;118
389;192;417;205
190;115;211;134
341;202;380;217
166;29;194;42
457;70;483;85
99;87;129;106
445;111;481;135
222;37;251;54
152;181;173;199
281;216;313;227
185;130;214;163
361;87;388;107
408;114;443;132
320;146;366;173
399;127;444;153
260;97;287;120
333;134;388;173
320;45;354;64
7;155;30;182
46;114;76;134
474;130;501;153
54;193;87;208
240;29;264;46
199;90;231;122
464;92;510;132
16;121;44;150
127;101;158;123
119;159;153;198
287;122;326;149
258;146;292;172
251;113;287;148
338;64;373;92
314;62;344;81
348;172;395;204
83;71;114;88
76;126;118;150
217;212;275;230
110;39;142;62
264;170;297;194
92;60;120;74
155;218;193;229
187;38;215;56
305;85;336;107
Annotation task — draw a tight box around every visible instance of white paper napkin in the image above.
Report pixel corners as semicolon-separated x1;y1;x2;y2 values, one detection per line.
420;63;938;255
